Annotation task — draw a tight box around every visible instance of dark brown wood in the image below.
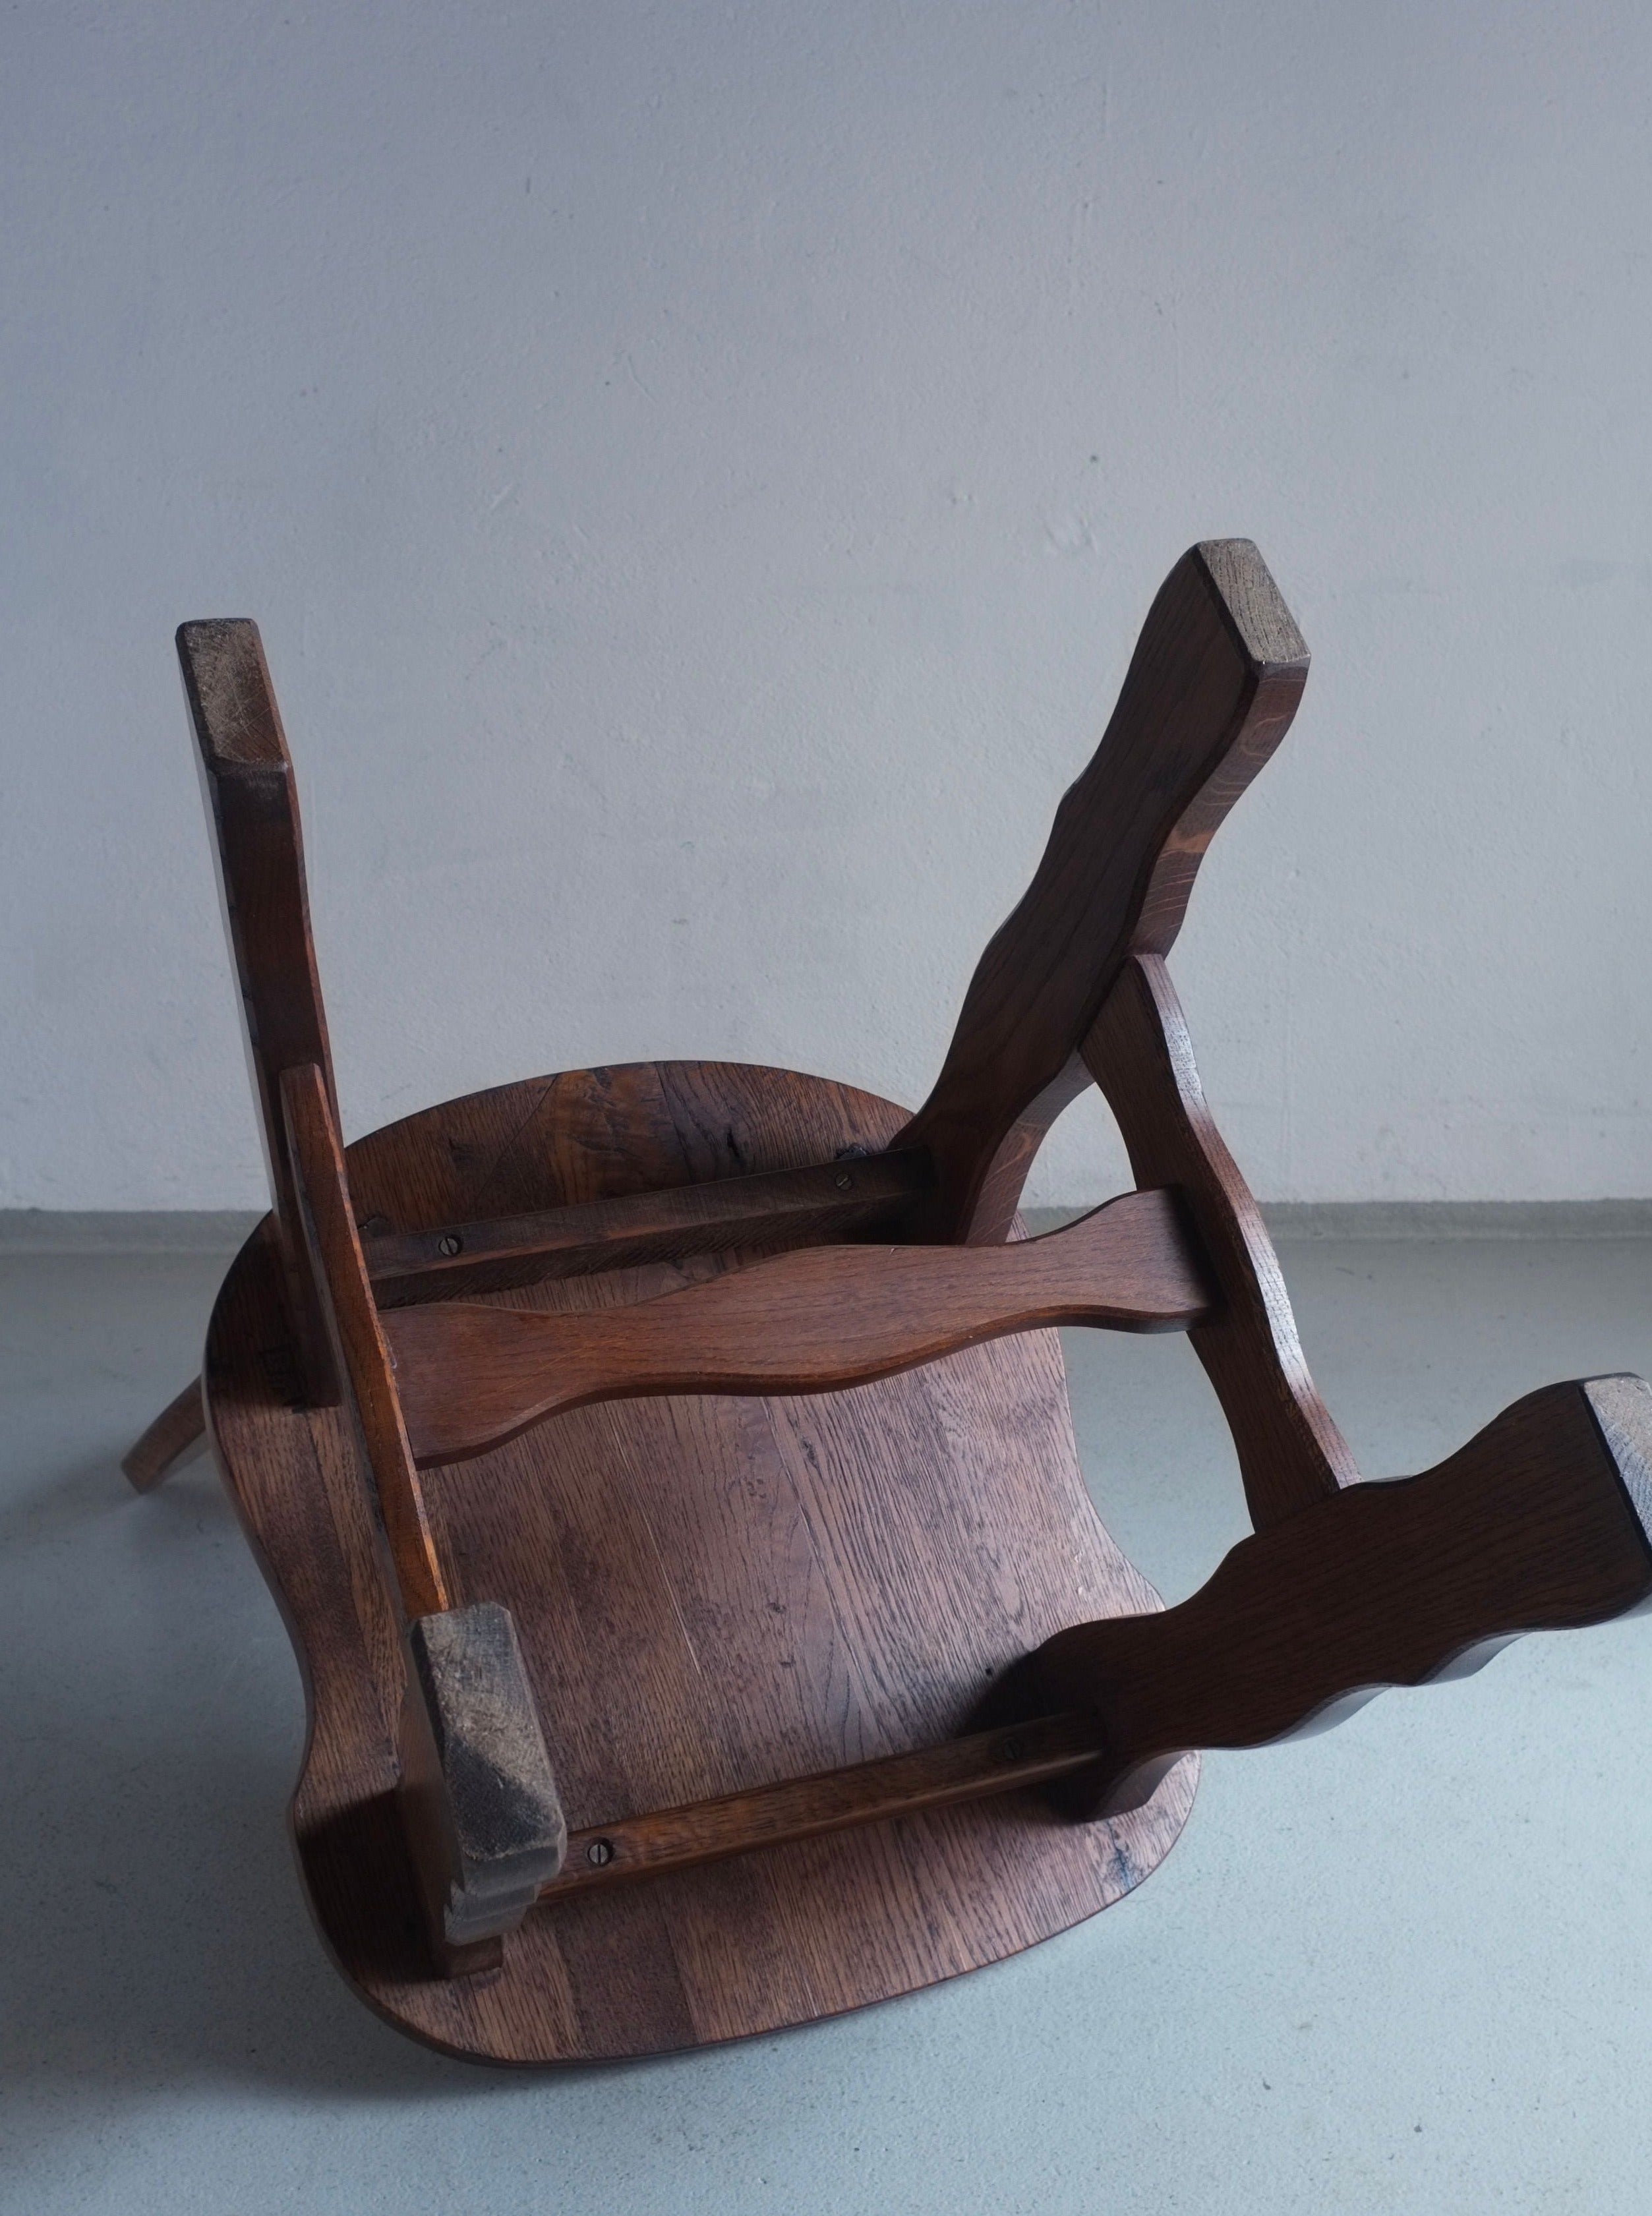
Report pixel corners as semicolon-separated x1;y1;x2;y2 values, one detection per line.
179;620;339;1402
384;1186;1214;1468
143;548;1652;2067
363;1146;934;1305
205;1060;1196;2061
1084;953;1358;1528
538;1713;1106;1902
120;1376;208;1491
1005;1376;1652;1819
285;1051;574;1965
280;1061;449;1619
895;540;1310;1244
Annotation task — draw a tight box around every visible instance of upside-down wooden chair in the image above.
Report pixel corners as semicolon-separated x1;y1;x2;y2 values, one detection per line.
125;541;1652;2065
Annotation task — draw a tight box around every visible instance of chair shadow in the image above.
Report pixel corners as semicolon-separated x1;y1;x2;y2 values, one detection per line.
0;1451;524;2102
2;1445;950;2103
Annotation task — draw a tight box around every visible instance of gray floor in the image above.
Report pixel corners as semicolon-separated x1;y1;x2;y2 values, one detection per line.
4;1233;1651;2214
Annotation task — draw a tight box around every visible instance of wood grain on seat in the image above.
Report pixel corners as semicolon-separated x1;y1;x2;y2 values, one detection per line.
206;1060;1198;2062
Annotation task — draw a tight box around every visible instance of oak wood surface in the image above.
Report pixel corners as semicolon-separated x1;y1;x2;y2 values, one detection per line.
384;1186;1214;1469
204;1059;1196;2062
1084;954;1358;1529
363;1148;934;1305
1009;1376;1652;1819
894;541;1310;1243
122;1144;938;1485
539;1713;1107;1902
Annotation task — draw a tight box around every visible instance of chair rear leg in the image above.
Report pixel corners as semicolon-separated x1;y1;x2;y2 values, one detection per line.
121;1377;208;1492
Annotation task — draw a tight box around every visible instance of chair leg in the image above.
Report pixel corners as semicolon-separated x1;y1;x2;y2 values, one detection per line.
893;539;1310;1242
122;1377;208;1492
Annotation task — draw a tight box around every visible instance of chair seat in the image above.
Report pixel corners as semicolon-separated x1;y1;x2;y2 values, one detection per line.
206;1058;1195;2062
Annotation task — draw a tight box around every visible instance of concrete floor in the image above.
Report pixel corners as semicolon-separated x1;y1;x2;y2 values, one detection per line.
3;1232;1651;2214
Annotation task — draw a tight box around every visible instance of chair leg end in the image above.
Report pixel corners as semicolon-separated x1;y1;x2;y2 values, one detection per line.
397;1602;567;1976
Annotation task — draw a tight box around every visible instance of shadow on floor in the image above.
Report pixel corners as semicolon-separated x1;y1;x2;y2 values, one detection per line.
0;1452;519;2101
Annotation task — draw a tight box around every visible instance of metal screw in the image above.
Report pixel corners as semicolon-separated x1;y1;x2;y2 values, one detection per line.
1001;1735;1026;1763
835;1172;853;1191
587;1838;616;1867
436;1233;463;1257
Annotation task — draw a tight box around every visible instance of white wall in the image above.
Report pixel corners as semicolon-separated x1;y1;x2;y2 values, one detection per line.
4;1;1650;1210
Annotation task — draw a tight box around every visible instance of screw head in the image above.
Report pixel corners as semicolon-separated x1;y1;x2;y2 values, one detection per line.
587;1838;616;1867
835;1172;853;1191
436;1233;463;1258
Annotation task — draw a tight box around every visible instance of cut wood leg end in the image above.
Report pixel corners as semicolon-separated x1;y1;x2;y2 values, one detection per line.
396;1602;568;1978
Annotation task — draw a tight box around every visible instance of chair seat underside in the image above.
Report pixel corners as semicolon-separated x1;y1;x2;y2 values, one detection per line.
205;1059;1196;2063
138;542;1652;2066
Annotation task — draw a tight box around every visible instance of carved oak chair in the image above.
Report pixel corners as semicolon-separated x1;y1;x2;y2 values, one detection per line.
125;542;1652;2064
